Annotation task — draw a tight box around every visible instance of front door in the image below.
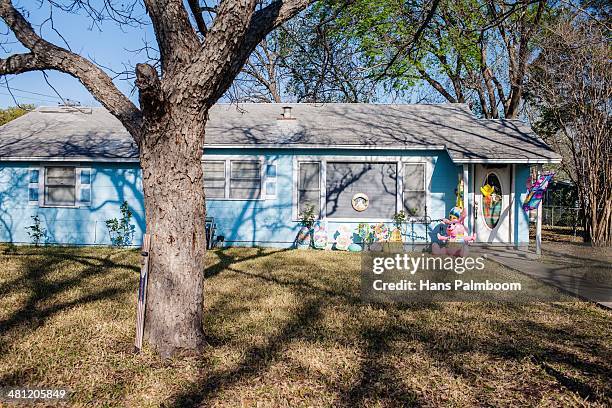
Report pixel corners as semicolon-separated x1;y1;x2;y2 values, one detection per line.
474;164;511;243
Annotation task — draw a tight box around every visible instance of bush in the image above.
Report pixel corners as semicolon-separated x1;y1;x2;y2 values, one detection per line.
25;215;47;246
106;201;135;247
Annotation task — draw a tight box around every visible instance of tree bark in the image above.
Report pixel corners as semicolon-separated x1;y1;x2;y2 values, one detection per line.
140;108;207;357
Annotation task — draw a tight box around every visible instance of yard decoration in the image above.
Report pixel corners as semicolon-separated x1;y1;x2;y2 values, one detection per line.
523;172;555;211
372;223;390;241
351;193;369;212
297;204;317;249
455;176;464;209
334;225;353;251
390;228;403;242
348;243;362;252
312;221;328;249
432;207;476;257
357;223;375;250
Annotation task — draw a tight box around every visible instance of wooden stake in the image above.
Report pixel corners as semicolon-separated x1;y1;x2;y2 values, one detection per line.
135;233;151;352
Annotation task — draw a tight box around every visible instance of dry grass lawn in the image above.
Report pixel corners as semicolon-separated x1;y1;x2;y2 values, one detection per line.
0;245;610;407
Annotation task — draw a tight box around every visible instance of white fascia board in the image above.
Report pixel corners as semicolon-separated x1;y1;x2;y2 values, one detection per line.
203;143;447;151
0;156;140;163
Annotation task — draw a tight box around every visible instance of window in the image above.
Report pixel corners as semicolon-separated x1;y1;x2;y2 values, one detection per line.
482;172;502;229
326;162;397;219
28;168;39;204
265;163;277;198
203;161;226;198
403;163;426;216
230;160;261;199
78;168;92;204
298;162;321;216
44;166;76;206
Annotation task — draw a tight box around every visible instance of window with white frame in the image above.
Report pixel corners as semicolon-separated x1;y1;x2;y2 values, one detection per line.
44;166;76;206
28;168;40;204
297;162;321;216
403;162;426;216
78;168;92;204
230;160;261;199
326;162;397;219
265;162;277;199
203;160;226;198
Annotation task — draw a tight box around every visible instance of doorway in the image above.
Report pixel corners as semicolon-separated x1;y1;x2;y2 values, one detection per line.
474;164;512;243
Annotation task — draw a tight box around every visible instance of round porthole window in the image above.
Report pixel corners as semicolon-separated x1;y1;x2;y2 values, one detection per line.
481;173;502;229
351;193;369;212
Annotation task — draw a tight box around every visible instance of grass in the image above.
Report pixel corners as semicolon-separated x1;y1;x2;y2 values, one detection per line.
0;245;611;407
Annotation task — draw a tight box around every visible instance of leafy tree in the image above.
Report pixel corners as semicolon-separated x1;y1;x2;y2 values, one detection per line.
333;0;550;118
0;105;34;126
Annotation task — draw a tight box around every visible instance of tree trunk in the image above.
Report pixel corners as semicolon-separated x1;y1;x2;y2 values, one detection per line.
140;109;207;357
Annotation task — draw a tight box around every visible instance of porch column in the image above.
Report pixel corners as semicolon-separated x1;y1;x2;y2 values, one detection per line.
462;164;469;231
536;164;543;256
469;164;475;234
510;164;516;247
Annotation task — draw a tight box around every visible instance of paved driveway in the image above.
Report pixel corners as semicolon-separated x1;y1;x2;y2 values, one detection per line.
476;243;612;309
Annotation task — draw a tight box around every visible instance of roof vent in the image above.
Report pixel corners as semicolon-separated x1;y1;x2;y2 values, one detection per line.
279;106;295;120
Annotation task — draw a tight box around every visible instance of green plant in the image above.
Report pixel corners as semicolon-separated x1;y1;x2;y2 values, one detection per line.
298;204;317;229
406;207;419;217
25;214;47;246
106;201;135;247
357;223;375;249
393;210;408;229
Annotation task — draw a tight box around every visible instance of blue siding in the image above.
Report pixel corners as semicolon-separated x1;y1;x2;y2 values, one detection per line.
514;164;531;246
0;151;532;247
205;148;461;246
0;162;145;245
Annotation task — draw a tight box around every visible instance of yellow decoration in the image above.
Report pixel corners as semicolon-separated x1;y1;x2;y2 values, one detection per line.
456;176;464;209
481;184;495;197
390;228;402;242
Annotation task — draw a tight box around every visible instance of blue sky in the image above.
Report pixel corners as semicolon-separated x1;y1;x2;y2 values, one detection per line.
0;1;156;108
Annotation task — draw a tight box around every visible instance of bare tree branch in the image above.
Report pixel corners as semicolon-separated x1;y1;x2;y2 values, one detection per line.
187;0;209;36
0;0;143;140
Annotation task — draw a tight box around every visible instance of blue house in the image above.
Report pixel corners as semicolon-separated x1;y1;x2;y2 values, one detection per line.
0;104;560;247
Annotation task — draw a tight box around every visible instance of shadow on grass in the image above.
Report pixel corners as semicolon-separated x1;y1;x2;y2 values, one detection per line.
189;249;611;406
0;247;137;356
171;298;325;407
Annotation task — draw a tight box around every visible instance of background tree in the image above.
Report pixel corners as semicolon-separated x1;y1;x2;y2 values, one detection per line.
332;0;549;118
0;104;33;125
232;3;388;103
526;10;611;246
0;0;317;357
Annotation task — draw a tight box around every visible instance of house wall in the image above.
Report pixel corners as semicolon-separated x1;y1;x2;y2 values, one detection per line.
0;162;145;245
204;148;460;247
514;164;531;246
0;152;532;248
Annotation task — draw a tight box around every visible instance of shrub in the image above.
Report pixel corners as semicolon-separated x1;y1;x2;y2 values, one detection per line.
298;204;316;229
25;215;47;246
106;201;135;247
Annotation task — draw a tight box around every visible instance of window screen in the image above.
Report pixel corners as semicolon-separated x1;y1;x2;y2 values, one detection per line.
403;163;425;216
230;160;261;199
204;161;226;198
326;162;397;218
44;167;76;206
298;162;320;216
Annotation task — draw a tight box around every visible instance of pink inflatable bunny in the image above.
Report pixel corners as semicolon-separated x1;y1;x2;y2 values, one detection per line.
432;207;476;257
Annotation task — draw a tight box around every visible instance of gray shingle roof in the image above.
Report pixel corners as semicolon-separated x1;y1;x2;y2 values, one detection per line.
0;103;561;163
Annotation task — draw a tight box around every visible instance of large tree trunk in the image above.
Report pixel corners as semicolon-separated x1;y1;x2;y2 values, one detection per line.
140;108;207;357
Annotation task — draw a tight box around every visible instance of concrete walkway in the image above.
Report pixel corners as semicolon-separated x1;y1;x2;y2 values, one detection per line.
475;245;612;309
